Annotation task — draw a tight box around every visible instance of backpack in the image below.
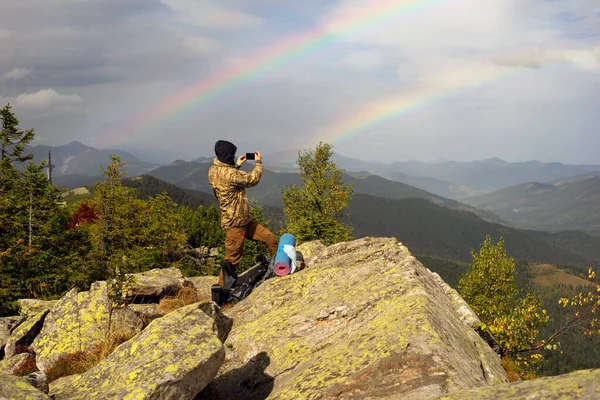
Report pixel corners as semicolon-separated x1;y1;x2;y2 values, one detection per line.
211;255;274;307
210;251;306;307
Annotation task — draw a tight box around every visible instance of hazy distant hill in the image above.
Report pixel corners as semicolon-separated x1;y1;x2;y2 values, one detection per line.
328;154;600;195
146;160;503;224
347;195;600;267
463;177;600;234
127;173;600;267
122;175;217;209
264;152;600;198
27;141;159;178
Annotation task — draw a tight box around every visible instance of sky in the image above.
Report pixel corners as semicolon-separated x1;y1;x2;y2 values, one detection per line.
0;0;598;164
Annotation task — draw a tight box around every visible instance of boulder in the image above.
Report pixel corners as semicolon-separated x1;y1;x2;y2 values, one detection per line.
25;371;49;394
4;311;48;359
0;316;23;359
0;353;34;375
17;299;58;319
438;368;600;399
186;276;218;301
125;267;185;300
110;307;145;340
0;374;51;399
32;282;111;374
49;302;233;400
200;237;507;400
127;304;161;323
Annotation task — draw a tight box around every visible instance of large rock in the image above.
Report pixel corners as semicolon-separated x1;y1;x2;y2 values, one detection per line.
4;311;48;359
110;307;145;339
200;237;507;400
186;276;218;301
32;282;111;374
49;302;233;400
125;267;186;299
17;299;58;319
0;374;51;399
438;368;600;399
0;353;34;375
0;316;23;359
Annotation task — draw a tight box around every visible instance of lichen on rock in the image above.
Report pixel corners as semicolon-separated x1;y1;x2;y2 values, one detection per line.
0;353;34;375
200;237;508;400
4;311;48;359
437;367;600;399
0;316;23;359
17;299;59;319
0;374;51;399
125;267;186;300
32;282;111;374
49;301;233;400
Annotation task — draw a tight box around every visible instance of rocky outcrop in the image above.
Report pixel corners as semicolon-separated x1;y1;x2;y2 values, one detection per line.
125;267;187;300
17;299;58;319
0;374;51;399
49;302;233;400
32;282;112;373
199;237;508;400
4;311;48;358
438;368;600;399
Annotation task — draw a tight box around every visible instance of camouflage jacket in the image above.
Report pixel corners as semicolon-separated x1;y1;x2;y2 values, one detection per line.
208;157;263;230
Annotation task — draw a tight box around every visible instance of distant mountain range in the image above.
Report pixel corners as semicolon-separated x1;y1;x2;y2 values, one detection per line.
262;151;600;199
144;160;503;224
463;176;600;235
34;141;600;200
104;174;600;268
27;141;159;178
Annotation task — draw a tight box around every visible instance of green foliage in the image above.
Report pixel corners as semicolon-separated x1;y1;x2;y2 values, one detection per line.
239;199;272;272
281;142;353;245
88;155;187;280
458;236;549;359
0;105;70;315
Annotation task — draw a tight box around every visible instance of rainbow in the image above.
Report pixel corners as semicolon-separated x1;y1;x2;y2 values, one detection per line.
113;0;449;143
311;48;599;147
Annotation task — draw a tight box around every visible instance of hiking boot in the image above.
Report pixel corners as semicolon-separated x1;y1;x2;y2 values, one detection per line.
221;259;238;291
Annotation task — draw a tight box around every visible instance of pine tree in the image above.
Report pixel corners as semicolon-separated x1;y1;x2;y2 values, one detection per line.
0;104;35;249
281;142;353;245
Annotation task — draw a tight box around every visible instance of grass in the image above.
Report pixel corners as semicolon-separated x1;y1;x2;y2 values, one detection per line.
45;330;135;382
532;264;596;288
156;286;203;314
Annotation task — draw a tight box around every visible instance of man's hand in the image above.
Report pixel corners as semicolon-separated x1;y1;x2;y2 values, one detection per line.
236;155;247;167
254;152;262;162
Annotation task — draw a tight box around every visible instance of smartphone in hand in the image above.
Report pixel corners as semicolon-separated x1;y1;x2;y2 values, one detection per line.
245;152;255;160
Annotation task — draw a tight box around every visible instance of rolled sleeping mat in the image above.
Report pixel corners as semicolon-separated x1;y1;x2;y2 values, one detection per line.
273;233;296;276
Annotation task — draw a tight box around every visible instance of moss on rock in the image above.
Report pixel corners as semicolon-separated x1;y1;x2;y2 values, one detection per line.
4;311;48;359
438;368;600;399
17;299;58;319
49;302;233;400
0;374;51;399
32;282;111;374
200;237;507;399
0;353;34;375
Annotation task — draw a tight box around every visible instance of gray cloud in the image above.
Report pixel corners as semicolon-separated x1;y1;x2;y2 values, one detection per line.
0;0;598;165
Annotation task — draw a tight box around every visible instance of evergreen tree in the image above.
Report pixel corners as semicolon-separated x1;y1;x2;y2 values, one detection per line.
0;105;68;315
0;104;35;249
281;142;353;245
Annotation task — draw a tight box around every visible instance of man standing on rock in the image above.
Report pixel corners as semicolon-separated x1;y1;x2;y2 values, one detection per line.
208;140;278;289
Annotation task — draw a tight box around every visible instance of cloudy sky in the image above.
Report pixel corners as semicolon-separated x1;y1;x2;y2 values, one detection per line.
0;0;598;164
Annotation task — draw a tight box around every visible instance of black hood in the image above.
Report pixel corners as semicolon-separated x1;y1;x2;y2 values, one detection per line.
214;140;237;166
